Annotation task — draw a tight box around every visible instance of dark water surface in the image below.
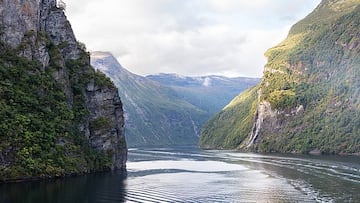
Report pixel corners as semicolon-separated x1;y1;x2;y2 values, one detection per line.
1;147;359;202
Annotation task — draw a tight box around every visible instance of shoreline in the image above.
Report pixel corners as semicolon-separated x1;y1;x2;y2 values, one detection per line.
0;168;127;184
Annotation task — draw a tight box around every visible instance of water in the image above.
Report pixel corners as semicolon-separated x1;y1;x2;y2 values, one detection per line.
1;146;359;202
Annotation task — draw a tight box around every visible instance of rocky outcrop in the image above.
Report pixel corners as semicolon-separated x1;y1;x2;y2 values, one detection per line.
0;0;79;58
247;100;305;147
84;81;127;170
40;0;80;60
247;101;275;146
0;0;126;180
0;0;40;48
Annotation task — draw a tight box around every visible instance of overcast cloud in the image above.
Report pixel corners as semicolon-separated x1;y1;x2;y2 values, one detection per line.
64;0;320;77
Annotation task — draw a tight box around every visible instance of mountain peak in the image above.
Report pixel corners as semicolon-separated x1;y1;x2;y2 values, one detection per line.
91;51;114;59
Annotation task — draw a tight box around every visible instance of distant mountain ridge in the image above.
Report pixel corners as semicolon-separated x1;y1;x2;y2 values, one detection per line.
91;52;260;147
91;52;208;147
200;0;360;154
146;73;257;87
147;74;260;115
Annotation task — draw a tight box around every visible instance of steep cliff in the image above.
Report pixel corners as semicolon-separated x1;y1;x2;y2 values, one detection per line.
200;0;360;154
0;0;126;181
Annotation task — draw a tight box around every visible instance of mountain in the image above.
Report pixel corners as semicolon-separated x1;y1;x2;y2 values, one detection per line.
91;52;260;147
0;0;126;182
200;0;360;155
146;74;260;115
91;52;208;147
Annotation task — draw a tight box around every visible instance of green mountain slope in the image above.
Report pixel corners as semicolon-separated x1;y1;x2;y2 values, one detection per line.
146;74;260;115
200;87;259;149
200;0;360;154
91;52;208;147
91;52;260;147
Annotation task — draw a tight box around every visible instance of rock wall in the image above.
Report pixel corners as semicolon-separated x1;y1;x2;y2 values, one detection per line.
84;81;127;170
0;0;40;48
0;0;127;173
0;0;79;64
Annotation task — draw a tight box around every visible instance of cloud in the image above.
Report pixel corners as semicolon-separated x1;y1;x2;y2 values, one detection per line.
64;0;320;77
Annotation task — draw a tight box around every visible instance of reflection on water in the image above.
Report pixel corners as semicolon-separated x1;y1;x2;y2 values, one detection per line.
1;146;359;202
0;171;127;203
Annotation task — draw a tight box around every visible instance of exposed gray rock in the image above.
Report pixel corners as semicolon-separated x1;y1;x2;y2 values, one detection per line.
247;101;277;146
0;0;127;171
40;1;81;59
247;97;305;148
85;84;127;169
0;0;80;63
0;0;39;48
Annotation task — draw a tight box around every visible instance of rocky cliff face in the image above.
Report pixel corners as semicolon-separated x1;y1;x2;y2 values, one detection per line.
0;0;79;61
84;81;126;169
200;0;360;154
0;0;126;180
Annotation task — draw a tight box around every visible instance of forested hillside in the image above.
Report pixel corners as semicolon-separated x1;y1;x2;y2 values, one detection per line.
200;0;360;154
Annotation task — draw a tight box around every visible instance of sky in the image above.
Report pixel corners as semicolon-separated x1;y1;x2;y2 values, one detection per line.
64;0;321;78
